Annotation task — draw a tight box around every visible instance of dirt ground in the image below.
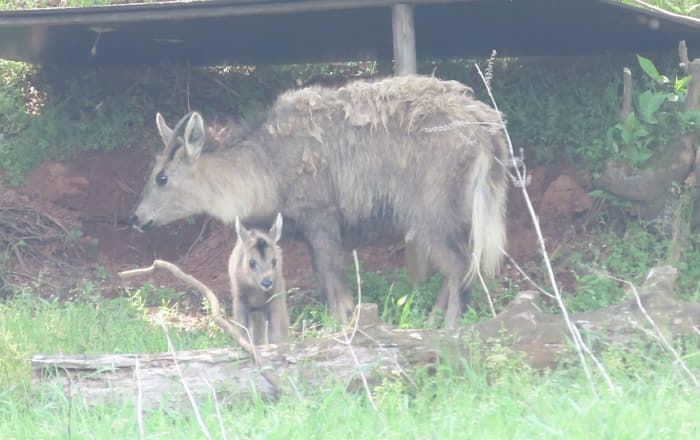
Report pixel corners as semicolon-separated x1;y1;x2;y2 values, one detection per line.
0;147;595;311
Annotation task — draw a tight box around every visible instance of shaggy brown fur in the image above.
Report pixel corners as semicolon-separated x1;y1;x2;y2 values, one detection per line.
131;75;509;327
228;213;289;345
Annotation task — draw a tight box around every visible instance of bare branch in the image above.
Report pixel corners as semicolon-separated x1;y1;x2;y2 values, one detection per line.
475;256;496;317
204;378;228;440
135;357;144;440
609;275;699;387
334;250;378;410
162;323;212;440
501;249;555;300
475;60;614;391
119;259;283;394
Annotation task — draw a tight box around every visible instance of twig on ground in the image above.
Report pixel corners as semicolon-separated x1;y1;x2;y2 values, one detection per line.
475;256;496;317
501;250;555;300
348;250;363;342
161;323;212;440
119;259;283;395
204;378;228;440
609;274;699;387
332;250;378;411
134;357;145;440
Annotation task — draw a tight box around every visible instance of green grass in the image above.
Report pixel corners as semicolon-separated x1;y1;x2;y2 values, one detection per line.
0;278;698;439
2;378;697;439
1;345;698;439
0;287;228;397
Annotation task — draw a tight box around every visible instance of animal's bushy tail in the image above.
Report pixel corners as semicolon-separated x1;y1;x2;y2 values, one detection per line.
466;139;508;281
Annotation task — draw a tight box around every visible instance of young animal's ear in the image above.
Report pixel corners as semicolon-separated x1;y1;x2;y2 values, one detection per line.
183;112;206;161
235;216;251;243
269;213;283;243
155;113;174;149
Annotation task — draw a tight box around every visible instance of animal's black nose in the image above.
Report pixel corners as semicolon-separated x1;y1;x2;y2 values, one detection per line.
141;220;155;231
261;278;273;289
130;215;155;232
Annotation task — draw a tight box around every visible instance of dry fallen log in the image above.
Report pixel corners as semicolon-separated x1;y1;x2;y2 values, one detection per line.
33;266;699;407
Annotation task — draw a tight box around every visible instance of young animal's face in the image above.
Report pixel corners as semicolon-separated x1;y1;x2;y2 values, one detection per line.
235;213;284;296
244;236;279;293
130;112;207;231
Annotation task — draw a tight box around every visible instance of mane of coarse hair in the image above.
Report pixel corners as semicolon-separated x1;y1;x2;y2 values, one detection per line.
264;75;497;144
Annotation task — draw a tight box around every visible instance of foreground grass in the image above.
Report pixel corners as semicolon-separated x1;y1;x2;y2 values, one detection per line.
0;287;228;396
1;363;697;439
1;289;698;439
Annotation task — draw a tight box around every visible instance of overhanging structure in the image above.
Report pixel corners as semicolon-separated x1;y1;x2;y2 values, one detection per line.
0;0;699;67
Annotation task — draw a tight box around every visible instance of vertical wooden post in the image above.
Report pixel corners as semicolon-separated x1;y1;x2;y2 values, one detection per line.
621;67;632;121
392;3;430;282
392;3;417;75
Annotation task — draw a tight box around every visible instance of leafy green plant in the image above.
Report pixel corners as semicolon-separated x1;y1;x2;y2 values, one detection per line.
624;0;700;17
346;264;441;328
563;272;623;313
588;189;632;209
64;229;83;243
675;232;700;301
0;67;152;185
604;55;700;168
128;282;180;307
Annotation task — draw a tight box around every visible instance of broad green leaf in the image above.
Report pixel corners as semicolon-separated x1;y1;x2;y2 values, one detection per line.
637;90;665;123
637;55;661;81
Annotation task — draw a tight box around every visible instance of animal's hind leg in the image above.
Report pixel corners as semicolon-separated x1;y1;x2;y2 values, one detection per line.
423;236;471;328
302;213;355;323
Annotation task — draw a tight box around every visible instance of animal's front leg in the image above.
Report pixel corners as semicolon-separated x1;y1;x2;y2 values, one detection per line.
232;294;253;344
265;296;290;343
303;214;355;323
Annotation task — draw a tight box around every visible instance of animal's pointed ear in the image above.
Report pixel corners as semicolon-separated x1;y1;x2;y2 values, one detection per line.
183;112;206;161
155;113;174;148
235;216;251;243
269;213;283;243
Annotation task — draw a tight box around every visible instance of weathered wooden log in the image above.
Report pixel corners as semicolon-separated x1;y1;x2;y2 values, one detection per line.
32;266;699;407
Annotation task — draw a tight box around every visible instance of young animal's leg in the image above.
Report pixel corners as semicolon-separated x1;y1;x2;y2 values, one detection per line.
302;213;355;323
232;293;254;344
249;310;266;345
266;295;290;343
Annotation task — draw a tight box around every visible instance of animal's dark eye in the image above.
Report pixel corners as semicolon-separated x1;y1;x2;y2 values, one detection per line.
249;259;257;270
270;257;277;267
155;171;168;187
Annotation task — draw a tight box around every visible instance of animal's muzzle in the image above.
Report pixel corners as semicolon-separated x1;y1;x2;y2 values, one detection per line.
129;214;155;232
